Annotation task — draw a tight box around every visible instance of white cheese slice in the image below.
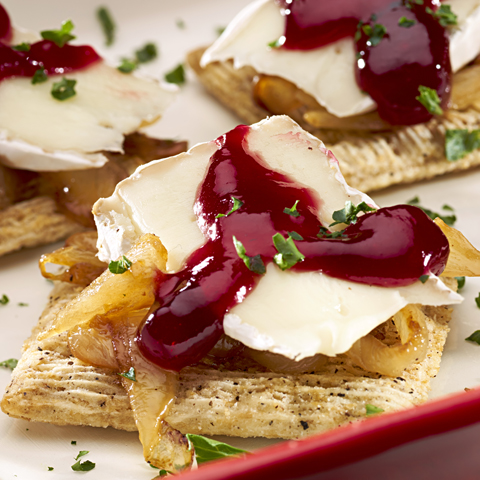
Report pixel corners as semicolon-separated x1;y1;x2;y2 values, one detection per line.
202;0;480;118
0;60;175;171
93;115;462;358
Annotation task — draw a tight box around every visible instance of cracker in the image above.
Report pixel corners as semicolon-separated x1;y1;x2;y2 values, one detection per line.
187;46;480;193
2;280;453;439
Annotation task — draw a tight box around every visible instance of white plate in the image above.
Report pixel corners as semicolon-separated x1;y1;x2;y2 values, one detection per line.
1;1;480;478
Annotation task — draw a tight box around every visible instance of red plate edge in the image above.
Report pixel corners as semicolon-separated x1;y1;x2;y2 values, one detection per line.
176;386;480;480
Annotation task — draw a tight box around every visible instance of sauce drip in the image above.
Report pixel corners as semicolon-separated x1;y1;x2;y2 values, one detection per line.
137;125;449;371
276;0;451;125
0;5;100;82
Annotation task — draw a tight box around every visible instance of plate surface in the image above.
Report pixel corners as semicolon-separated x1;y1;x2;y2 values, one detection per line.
1;0;480;478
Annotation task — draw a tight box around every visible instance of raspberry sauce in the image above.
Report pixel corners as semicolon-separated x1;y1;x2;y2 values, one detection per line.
137;125;449;371
0;5;100;82
275;0;451;125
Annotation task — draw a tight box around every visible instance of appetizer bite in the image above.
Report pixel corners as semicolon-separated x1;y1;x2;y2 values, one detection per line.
3;116;480;471
189;0;480;191
0;3;186;256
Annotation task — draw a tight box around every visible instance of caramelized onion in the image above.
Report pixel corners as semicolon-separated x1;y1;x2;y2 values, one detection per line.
345;305;428;377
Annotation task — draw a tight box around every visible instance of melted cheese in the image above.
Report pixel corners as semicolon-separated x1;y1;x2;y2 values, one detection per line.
93;116;462;359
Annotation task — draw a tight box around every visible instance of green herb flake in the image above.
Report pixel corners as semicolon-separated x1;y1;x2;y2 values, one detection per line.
75;451;89;461
398;16;416;27
330;201;377;227
283;200;300;218
407;196;456;226
176;19;186;29
12;42;31;51
117;58;137;73
445;129;480;161
108;255;132;274
51;77;76;101
267;37;285;49
31;68;48;85
233;236;266;275
0;294;9;305
186;434;248;464
317;226;345;239
71;460;95;472
135;42;158;64
216;197;244;218
455;276;466;290
476;293;480;309
71;440;77;445
419;275;429;284
97;6;116;46
428;4;458;27
416;85;443;115
47;466;54;471
442;204;454;211
216;26;226;36
288;231;304;241
41;19;76;48
118;366;137;382
365;404;384;416
164;63;185;85
272;233;305;271
0;358;18;370
466;330;480;345
17;302;29;307
362;23;387;46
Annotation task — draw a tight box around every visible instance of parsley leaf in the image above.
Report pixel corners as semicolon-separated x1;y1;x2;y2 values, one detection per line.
466;330;480;345
118;367;137;382
362;23;387;46
317;226;346;239
12;42;30;51
233;236;266;275
445;129;480;161
216;26;226;36
118;58;137;73
164;64;185;85
71;460;95;472
288;231;304;241
283;200;300;217
71;441;77;445
267;37;285;48
97;7;116;46
427;4;457;27
0;294;9;305
330;201;376;227
272;233;305;270
51;77;76;101
17;302;28;307
419;275;429;283
476;293;480;309
407;196;456;226
31;68;48;85
176;19;186;29
135;43;158;64
75;451;89;461
365;404;384;416
186;434;248;464
416;85;443;115
216;196;244;218
47;467;54;471
41;19;76;47
0;358;18;370
108;255;132;274
398;16;416;27
455;276;466;290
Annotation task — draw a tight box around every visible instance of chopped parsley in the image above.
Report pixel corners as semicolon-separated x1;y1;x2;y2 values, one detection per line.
186;434;248;464
233;236;266;275
398;16;416;28
216;196;244;218
476;293;480;309
71;460;95;472
31;68;48;85
41;19;76;47
466;330;480;345
361;23;387;46
330;201;376;227
51;77;77;101
283;200;300;218
17;302;28;307
47;467;54;471
445;129;480;161
455;276;466;290
97;6;116;46
118;58;137;73
366;404;384;416
12;42;30;51
427;4;457;27
416;85;443;115
118;367;137;382
216;26;226;36
0;294;9;305
164;64;185;85
407;196;456;226
135;42;158;64
419;275;429;284
267;37;285;49
108;255;132;274
149;464;170;476
288;231;304;241
317;226;346;239
406;0;424;8
75;451;89;460
71;440;77;445
176;19;186;29
272;233;305;270
0;358;18;370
